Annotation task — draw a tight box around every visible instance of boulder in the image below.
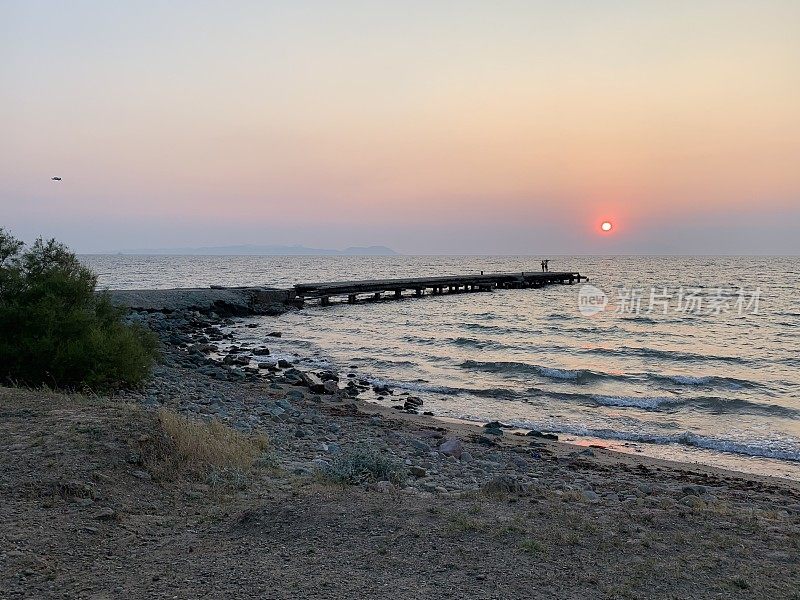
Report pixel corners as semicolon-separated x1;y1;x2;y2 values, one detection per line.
410;466;427;478
526;430;558;441
300;372;325;393
439;437;463;459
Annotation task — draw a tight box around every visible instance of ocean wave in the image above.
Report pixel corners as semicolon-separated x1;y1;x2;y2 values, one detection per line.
653;373;756;389
591;395;678;410
620;316;660;324
461;322;532;335
581;345;749;365
365;376;518;399
459;359;762;391
590;394;798;418
447;336;512;350
352;357;419;369
499;420;800;462
459;359;600;382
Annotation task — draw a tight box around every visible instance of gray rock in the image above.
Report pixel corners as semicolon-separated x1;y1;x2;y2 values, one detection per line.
481;475;527;495
682;484;708;497
94;507;116;521
526;430;559;441
582;490;600;502
439;437;463;459
323;380;340;394
276;398;294;411
410;466;427;478
410;439;431;453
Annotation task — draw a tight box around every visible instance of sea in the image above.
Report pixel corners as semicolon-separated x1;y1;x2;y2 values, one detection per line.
83;255;800;480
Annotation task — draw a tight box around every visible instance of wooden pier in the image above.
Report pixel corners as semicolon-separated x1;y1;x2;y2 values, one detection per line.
294;271;586;306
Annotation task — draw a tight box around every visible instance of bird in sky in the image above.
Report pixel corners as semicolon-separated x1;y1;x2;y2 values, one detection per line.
51;176;62;181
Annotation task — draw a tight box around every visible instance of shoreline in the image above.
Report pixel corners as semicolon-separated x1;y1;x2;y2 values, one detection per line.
122;304;800;493
5;299;799;597
109;287;800;485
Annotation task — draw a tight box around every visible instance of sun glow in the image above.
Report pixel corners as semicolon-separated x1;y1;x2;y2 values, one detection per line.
601;221;613;232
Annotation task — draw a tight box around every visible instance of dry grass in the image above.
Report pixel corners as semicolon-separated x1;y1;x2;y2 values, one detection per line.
145;408;270;482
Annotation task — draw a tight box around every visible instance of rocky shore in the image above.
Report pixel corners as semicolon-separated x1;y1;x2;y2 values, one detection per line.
3;299;797;598
120;306;800;504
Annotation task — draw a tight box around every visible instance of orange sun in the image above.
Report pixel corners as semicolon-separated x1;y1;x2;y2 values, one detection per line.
601;220;613;232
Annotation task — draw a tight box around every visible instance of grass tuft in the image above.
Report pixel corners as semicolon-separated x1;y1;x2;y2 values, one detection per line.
520;538;543;555
144;409;270;485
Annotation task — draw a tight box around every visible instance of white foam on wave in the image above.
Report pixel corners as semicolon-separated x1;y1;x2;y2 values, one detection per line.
591;395;677;410
666;374;713;385
537;366;580;380
500;419;800;462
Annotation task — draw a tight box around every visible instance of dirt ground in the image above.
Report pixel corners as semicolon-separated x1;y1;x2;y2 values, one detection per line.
1;386;799;600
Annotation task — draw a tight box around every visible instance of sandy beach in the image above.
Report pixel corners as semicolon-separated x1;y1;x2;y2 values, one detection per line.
2;306;798;599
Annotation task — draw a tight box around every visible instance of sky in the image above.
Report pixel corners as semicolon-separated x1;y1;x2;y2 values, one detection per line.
2;0;799;254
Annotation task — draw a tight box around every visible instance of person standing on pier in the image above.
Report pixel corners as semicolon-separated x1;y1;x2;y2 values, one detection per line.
545;259;549;272
541;260;545;272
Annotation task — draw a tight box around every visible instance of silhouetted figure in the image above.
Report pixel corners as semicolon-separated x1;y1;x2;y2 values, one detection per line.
545;259;550;272
541;260;545;272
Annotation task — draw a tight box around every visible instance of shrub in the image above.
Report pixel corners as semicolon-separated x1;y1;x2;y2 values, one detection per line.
320;447;407;485
0;228;158;391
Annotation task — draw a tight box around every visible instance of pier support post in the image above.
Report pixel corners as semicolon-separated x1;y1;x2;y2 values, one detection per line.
373;292;381;300
415;288;422;297
321;296;330;306
348;294;357;304
394;289;402;299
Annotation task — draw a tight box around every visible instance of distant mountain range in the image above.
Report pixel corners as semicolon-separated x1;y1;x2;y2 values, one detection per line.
117;244;398;256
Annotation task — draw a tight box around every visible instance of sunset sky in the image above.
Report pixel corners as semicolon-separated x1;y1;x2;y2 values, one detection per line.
2;1;799;254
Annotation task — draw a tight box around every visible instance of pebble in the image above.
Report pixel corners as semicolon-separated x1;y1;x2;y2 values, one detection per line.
582;490;600;502
410;466;427;478
94;507;116;521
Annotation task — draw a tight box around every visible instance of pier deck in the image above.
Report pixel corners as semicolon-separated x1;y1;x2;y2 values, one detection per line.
294;271;586;305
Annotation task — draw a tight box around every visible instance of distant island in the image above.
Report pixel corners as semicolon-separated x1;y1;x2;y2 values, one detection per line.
114;244;399;256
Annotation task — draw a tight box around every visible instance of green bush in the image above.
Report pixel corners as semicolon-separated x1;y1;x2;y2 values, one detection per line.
320;447;407;485
0;228;158;391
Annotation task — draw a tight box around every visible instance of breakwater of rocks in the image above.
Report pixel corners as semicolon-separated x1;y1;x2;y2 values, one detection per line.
126;307;432;415
109;286;293;317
